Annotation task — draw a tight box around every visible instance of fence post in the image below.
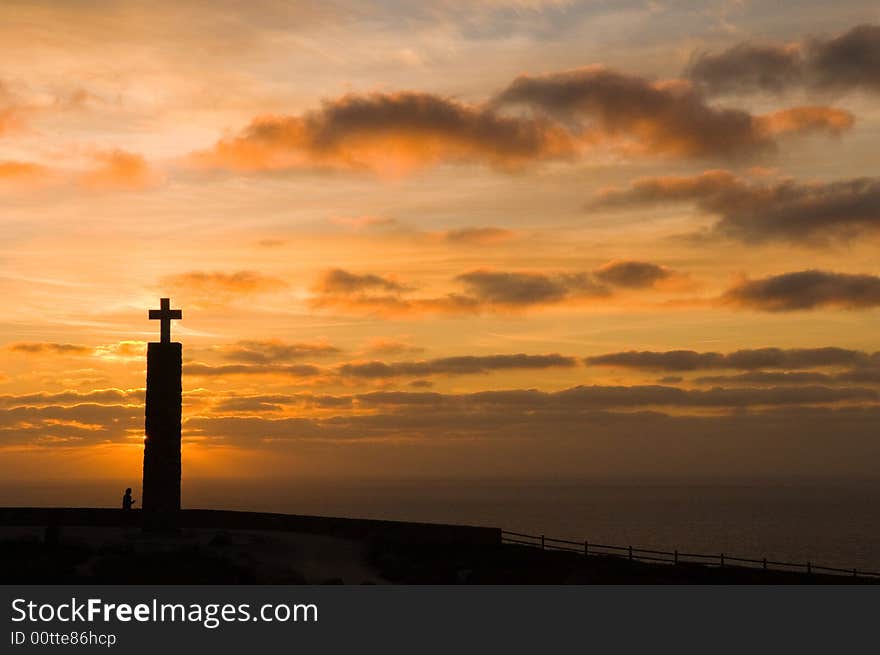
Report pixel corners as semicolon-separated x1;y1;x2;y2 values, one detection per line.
674;550;678;565
720;553;724;568
540;534;545;550
584;540;589;557
628;545;633;561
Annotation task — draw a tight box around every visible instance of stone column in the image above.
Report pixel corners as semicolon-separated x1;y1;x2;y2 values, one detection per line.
142;341;182;531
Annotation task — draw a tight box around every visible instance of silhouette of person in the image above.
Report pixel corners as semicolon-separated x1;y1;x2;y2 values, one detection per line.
122;488;135;511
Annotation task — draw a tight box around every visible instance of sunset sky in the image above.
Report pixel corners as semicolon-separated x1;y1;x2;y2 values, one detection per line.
1;1;879;492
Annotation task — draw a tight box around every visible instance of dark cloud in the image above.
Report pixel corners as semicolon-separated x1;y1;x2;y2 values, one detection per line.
837;367;880;384
208;393;355;411
689;24;880;95
312;267;617;316
0;403;141;447
7;342;92;356
363;338;424;356
8;380;879;479
253;383;878;411
722;270;880;311
456;269;608;307
693;371;835;385
194;91;575;173
443;227;516;244
218;339;340;364
586;347;873;371
338;353;578;379
184;363;323;377
194;68;852;177
182;405;880;480
314;268;409;294
809;24;880;92
689;43;803;95
175;381;880;456
695;368;880;385
493;66;851;158
593;260;672;288
590;171;880;244
185;353;577;381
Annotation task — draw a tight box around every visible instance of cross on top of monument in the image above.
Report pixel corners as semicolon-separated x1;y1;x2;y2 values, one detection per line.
149;298;182;343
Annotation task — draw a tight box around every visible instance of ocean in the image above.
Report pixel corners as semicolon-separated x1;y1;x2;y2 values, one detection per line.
3;478;878;572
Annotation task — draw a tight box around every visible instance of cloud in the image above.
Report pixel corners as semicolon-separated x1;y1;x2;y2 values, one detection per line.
0;81;30;137
93;341;147;360
590;170;880;244
443;227;516;244
338;353;578;378
79;149;162;191
328;215;398;230
151;404;880;479
184;363;323;378
586;347;874;371
180;383;880;454
314;268;408;294
838;367;880;384
593;260;672;289
456;269;608;307
212;398;285;413
688;24;880;95
257;238;286;248
756;107;853;137
722;270;880;312
0;160;50;182
161;270;289;303
184;352;577;381
693;371;836;385
0;388;143;409
192;91;575;174
363;338;424;355
493;66;852;158
187;384;880;443
310;264;686;317
310;291;482;317
192;67;851;177
0;110;18;137
354;384;878;408
0;152;159;193
217;339;340;364
0;403;142;447
6;342;92;356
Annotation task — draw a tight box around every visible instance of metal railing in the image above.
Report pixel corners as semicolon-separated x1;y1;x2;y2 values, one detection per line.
501;530;880;579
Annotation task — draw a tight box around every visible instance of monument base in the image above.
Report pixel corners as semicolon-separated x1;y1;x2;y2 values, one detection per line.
142;341;182;533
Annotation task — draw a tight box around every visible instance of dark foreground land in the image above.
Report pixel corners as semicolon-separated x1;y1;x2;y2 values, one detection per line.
0;508;872;585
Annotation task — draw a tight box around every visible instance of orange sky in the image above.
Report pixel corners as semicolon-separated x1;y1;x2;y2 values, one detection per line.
1;1;879;490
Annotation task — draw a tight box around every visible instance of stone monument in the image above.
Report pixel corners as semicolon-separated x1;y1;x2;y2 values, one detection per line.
142;297;183;531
